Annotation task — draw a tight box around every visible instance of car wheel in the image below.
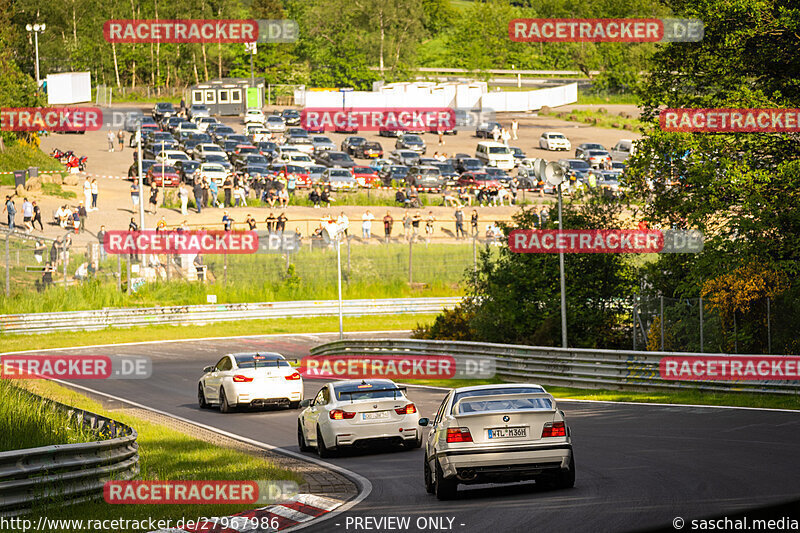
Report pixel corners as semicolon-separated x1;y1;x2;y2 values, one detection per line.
297;421;312;452
316;426;335;458
434;460;457;500
219;387;233;413
198;384;209;409
289;401;300;409
424;455;435;494
555;454;576;489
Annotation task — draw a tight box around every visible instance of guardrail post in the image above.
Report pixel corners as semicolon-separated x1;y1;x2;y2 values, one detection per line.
4;231;9;298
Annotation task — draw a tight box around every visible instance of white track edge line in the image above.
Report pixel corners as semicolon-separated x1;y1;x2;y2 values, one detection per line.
50;379;372;533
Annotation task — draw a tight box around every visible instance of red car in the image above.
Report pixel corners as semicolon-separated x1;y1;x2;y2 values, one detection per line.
271;164;311;189
146;164;180;187
353;166;380;188
457;171;500;188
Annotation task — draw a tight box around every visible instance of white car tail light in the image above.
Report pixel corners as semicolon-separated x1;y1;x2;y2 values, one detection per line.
446;427;473;443
394;404;417;415
232;375;253;383
541;421;566;437
330;409;357;420
284;372;301;381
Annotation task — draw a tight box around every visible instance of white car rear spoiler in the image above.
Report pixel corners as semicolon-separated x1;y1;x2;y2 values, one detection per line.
453;392;557;417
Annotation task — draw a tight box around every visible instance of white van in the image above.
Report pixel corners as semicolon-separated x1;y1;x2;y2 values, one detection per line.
475;141;515;170
610;139;638;161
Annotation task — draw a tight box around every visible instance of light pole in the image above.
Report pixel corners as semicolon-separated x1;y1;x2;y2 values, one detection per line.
25;23;46;88
137;122;145;230
544;162;568;348
336;234;343;340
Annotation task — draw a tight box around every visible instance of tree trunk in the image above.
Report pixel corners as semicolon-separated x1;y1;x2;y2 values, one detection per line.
193;50;200;84
379;10;385;74
112;42;121;88
202;44;209;80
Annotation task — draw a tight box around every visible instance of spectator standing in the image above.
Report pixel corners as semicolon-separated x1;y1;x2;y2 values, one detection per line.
193;180;203;213
411;211;421;241
21;198;33;232
425;211;435;243
383;211;393;243
509;177;519;205
471;210;478;236
130;182;140;209
97;225;107;261
361;210;374;240
107;131;115;152
222;176;233;207
91;178;99;210
34;239;45;264
337;211;349;237
83;177;93;209
148;186;159;215
4;196;16;230
492;125;500;142
118;130;125;151
234;180;247;207
222;211;233;231
501;128;511;146
265;212;276;232
277;212;287;232
129;218;138;232
78;203;88;232
454;206;466;239
511;119;519;140
207;178;218;207
31;201;43;230
179;183;189;215
402;212;411;240
539;205;550;226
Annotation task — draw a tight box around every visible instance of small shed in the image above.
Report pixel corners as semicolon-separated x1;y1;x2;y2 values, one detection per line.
188;78;265;116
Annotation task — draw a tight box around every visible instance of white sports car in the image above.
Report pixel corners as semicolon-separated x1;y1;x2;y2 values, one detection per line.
297;379;421;457
198;352;303;412
420;384;574;500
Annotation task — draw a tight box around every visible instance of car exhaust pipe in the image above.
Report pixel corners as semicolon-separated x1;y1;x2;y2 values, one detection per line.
457;469;477;481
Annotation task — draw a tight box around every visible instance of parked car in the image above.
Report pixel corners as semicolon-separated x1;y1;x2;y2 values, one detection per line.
246;126;271;144
315;150;356;169
145;164;180;187
539;132;571;151
484;167;510;182
389;150;421;167
298;379;420;457
127;159;158;179
352;141;384;159
321;168;357;190
580;149;612;168
407;165;444;191
457;171;500;189
188;104;210;119
285;137;315;154
276;152;315;167
198;162;229;186
379;165;409;186
610;139;638;161
475;141;515;170
281;109;301;126
311;135;336;153
256;141;279;160
430;161;459;187
395;134;426;154
152;102;176;121
193;143;227;161
420;384;574;500
352;166;380;188
341;136;367;155
557;159;592;181
201;153;233;172
265;115;286;133
155;149;192;166
378;126;403;137
574;143;607;159
286;127;309;138
198;352;303;412
475;121;502;139
510;147;526;165
455;156;483;174
174;160;201;184
243;108;266;125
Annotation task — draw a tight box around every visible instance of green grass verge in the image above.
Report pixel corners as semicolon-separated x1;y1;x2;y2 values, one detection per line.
544;108;643;131
576;91;640;105
0;313;435;354
0;142;65;174
18;379;302;532
401;378;800;410
0;379;96;451
41;182;77;199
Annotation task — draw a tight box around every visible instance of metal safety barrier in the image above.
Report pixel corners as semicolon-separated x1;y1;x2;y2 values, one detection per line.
0;389;139;516
0;297;461;335
310;338;800;395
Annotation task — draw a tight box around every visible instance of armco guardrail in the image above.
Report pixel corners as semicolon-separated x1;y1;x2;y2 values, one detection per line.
0;297;460;335
0;389;139;517
310;338;800;395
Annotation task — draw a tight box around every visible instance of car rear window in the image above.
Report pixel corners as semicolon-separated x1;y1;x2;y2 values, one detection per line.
234;354;290;368
453;387;549;414
334;383;405;401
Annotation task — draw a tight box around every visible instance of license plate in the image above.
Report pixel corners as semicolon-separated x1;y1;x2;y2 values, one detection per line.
362;411;390;420
487;427;527;439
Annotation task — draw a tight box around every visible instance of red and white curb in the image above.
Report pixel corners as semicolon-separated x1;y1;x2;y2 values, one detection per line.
152;493;344;533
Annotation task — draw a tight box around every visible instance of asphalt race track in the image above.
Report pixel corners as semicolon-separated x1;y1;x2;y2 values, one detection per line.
25;333;800;533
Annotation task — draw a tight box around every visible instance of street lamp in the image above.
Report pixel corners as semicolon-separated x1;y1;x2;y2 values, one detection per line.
25;23;46;88
322;221;346;339
544;162;568;348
